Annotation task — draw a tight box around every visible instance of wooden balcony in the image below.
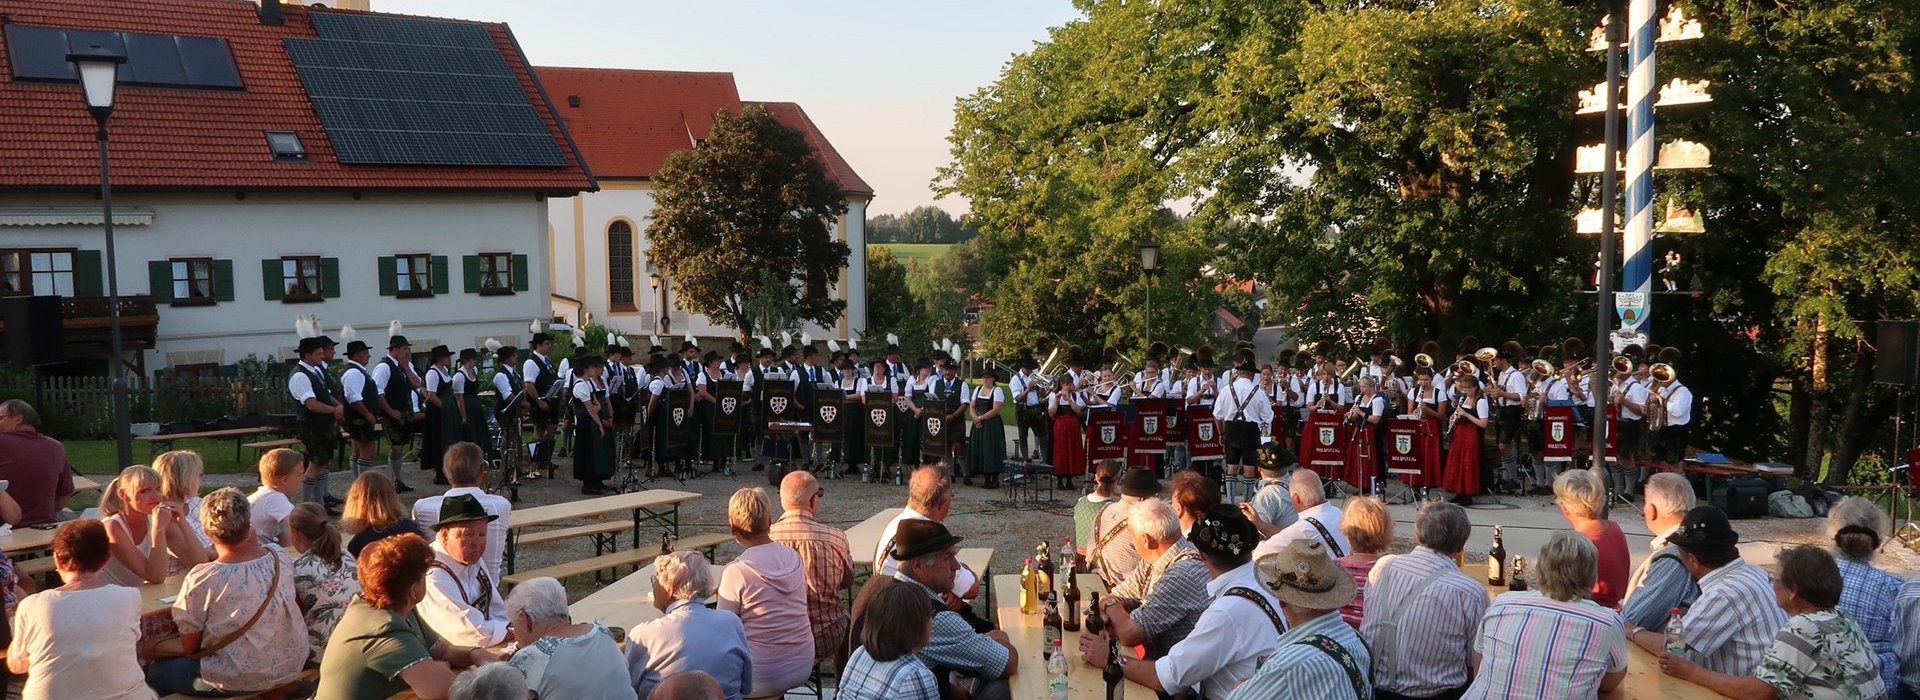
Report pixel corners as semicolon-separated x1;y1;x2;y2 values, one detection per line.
0;295;160;358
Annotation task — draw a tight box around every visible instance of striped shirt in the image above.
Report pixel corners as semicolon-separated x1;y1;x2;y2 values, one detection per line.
1226;610;1370;700
1620;543;1699;631
1359;547;1489;697
1889;580;1920;694
1835;557;1905;693
1109;539;1211;657
769;509;854;662
1679;557;1789;676
1153;563;1283;700
1463;592;1629;699
1754;610;1888;700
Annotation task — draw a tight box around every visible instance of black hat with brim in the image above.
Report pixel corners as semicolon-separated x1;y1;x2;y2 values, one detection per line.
431;493;498;530
429;345;454;359
756;347;775;358
1668;505;1740;551
458;348;479;362
1121;467;1162;498
389;335;412;350
1189;504;1259;559
297;337;329;354
345;340;373;355
891;519;964;561
496;346;518;360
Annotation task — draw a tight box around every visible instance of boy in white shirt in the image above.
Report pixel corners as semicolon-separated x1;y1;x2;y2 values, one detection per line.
247;448;302;548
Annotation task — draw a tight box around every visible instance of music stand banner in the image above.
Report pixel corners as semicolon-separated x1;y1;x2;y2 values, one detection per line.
1131;398;1171;455
665;389;693;449
1385;418;1422;473
765;383;801;422
1087;409;1128;461
920;406;950;460
865;390;894;446
811;391;844;443
1187;407;1224;461
1543;406;1577;463
1300;409;1347;471
713;380;744;435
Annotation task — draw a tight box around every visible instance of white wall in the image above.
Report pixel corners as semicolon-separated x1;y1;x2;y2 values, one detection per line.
549;182;868;341
0;190;551;372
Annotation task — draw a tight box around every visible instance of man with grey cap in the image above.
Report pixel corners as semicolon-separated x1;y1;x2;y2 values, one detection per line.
1228;538;1372;700
851;519;1016;700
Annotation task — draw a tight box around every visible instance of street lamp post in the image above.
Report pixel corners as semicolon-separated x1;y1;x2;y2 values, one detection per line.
648;272;666;336
1138;240;1162;349
69;45;133;468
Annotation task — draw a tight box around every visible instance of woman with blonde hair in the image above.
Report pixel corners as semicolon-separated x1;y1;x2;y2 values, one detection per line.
1334;495;1393;628
100;464;208;586
342;471;427;558
288;502;358;664
718;487;814;695
154;450;214;550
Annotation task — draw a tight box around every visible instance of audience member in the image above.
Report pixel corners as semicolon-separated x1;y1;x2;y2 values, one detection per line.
652;671;726;700
505;576;635;700
343;471;429;558
769;471;854;666
1083;498;1209;659
249;448;302;547
627;550;753;700
1627;506;1787;676
0;399;76;525
318;534;499;700
1241;450;1300;537
851;520;1016;700
1168;470;1220;532
1894;578;1920;699
148;487;307;696
289;501;359;664
1361;500;1488;700
100;464;207;586
1465;531;1628;698
1553;469;1629;607
412;442;512;580
719;487;815;695
420;494;509;647
1827;496;1904;692
1072;461;1121;558
1621;472;1699;630
155;449;214;549
5;519;154;700
873;467;981;602
1658;545;1887;699
1095;505;1279;700
837;582;941;700
1090;468;1162;588
1253;469;1350;558
448;663;528;700
1227;538;1371;700
1334;495;1392;628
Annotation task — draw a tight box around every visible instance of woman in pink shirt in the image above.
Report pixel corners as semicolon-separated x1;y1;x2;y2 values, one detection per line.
1553;469;1630;607
718;488;816;695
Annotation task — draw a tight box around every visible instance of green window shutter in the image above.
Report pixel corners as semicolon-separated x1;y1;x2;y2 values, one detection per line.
74;250;104;297
431;255;449;295
377;257;397;297
512;254;530;292
212;259;235;302
462;255;482;293
261;259;284;301
320;258;341;299
148;260;174;303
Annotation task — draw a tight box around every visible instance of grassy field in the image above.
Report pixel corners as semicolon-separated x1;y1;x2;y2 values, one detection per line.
67;437;279;476
873;243;953;264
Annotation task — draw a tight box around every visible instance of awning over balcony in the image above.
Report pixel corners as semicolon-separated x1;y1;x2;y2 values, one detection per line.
0;206;155;227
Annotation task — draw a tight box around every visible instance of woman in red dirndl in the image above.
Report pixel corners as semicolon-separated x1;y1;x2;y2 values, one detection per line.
1406;368;1446;488
1049;381;1087;477
1442;373;1490;504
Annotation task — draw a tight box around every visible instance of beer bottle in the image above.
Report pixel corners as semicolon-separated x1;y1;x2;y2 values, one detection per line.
1063;569;1082;632
1509;556;1530;592
1103;634;1125;700
661;530;675;555
1043;592;1064;655
1085;591;1105;636
1020;558;1038;614
1035;542;1056;595
1487;525;1507;586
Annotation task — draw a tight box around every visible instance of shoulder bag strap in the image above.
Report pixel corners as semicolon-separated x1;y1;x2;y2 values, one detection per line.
1302;517;1346;558
191;554;282;660
1294;634;1369;700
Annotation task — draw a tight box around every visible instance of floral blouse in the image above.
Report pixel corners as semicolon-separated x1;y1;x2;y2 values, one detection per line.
293;550;360;664
1754;610;1887;700
173;546;308;692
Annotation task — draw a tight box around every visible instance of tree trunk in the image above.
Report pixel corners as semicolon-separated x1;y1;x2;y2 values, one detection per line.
1786;376;1811;478
1805;316;1833;480
1825;345;1876;485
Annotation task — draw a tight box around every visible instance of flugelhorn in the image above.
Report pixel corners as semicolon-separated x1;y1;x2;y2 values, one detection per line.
1414;353;1435;370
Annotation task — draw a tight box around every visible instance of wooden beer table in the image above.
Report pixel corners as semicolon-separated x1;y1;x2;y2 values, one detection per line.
845;507;904;570
1473;564;1716;699
504;488;701;572
993;573;1153;700
568;561;727;632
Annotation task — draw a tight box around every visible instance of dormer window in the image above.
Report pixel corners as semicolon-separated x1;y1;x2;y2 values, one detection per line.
265;131;306;162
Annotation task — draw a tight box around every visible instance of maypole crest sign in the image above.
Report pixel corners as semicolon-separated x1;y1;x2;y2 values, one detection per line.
1615;291;1648;331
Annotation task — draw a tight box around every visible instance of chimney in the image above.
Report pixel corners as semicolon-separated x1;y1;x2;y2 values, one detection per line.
260;0;284;26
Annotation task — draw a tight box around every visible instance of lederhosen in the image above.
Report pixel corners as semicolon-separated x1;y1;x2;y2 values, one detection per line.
528;354;559;428
381;356;416;444
1223;382;1260;466
342;362;379;443
296;363;341;467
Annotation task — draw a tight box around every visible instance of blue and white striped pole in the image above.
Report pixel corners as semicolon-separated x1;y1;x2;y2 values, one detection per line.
1622;0;1656;331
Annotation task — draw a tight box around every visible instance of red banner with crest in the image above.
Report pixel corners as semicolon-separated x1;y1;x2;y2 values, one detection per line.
1086;409;1128;461
1300;409;1347;471
1186;407;1224;460
1543;406;1577;463
1130;398;1171;455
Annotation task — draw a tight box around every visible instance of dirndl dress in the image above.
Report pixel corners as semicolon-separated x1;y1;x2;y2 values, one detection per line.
1442;405;1484;496
1051;410;1086;476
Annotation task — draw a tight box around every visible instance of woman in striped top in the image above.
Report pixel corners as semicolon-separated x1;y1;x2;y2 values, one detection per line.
1465;531;1629;698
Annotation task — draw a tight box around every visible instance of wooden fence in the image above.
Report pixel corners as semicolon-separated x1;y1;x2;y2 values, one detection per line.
0;374;298;438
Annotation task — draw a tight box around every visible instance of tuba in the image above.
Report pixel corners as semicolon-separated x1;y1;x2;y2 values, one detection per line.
1414;353;1434;371
1525;358;1553;420
1646;363;1675;430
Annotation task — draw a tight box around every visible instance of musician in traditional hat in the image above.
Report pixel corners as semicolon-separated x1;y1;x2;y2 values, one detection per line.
340;330;382;479
1217;360;1274;504
647;356;691;477
370;322;420;492
1009;359;1048;462
422;345;458;484
521;331;562;474
490;343;524;465
1649;359;1693;475
1489;344;1530;489
289;317;344;509
699;351;738;475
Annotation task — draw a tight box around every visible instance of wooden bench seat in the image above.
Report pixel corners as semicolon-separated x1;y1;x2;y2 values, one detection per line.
242;437;301;454
161;666;318;700
15;555;55;577
515;520;633;548
503;532;730;588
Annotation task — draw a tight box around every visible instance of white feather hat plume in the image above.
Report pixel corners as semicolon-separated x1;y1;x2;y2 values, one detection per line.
617;335;630;349
939;337;952;354
527;319;541;335
886;333;900;347
572;328;586;348
801;332;813;349
684;329;695;344
389;320;404;338
649;334;661;349
780;331;793;348
827;339;841;353
756;335;772;350
339;325;356;344
849;338;859;351
484;338;502;354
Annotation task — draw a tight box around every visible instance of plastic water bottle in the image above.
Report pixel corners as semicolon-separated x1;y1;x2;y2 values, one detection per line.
1665;607;1688;655
1047;639;1069;700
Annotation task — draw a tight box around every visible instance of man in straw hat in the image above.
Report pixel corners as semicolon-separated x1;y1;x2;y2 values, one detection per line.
1083;504;1281;700
419;493;510;647
288;316;344;510
1225;538;1371;700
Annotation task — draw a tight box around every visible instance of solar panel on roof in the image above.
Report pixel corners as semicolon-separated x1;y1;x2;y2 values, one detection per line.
3;24;242;89
283;13;567;168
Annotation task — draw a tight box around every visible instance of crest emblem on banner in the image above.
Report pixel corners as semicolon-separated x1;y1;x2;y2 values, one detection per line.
1551;422;1566;442
871;409;889;427
895;396;911;412
1167;413;1180;429
769;397;788;415
720;397;737;415
1196;423;1214;442
1143;416;1160;435
820;405;837;423
1395;434;1412;454
926;418;942;436
1100;425;1117;444
1318;426;1335;447
672;408;685;425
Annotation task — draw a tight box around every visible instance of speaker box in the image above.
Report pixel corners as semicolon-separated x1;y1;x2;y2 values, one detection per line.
1876;320;1920;386
2;295;64;367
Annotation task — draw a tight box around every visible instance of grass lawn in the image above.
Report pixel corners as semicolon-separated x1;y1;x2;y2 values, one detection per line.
66;437;273;476
873;243;953;264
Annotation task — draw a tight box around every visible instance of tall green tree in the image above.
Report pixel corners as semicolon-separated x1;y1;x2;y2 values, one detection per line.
646;105;851;340
865;247;914;338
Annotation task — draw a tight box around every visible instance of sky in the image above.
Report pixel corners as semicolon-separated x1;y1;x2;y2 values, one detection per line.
373;0;1086;217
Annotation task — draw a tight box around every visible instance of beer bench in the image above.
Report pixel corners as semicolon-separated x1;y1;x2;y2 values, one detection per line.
501;531;729;589
135;426;278;461
242;438;301;461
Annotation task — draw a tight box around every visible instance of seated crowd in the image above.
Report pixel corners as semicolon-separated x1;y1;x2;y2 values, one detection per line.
6;425;1920;700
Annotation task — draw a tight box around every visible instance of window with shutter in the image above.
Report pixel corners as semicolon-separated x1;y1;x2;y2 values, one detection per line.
476;252;513;295
394;254;433;298
0;249;79;297
166;258;217;306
